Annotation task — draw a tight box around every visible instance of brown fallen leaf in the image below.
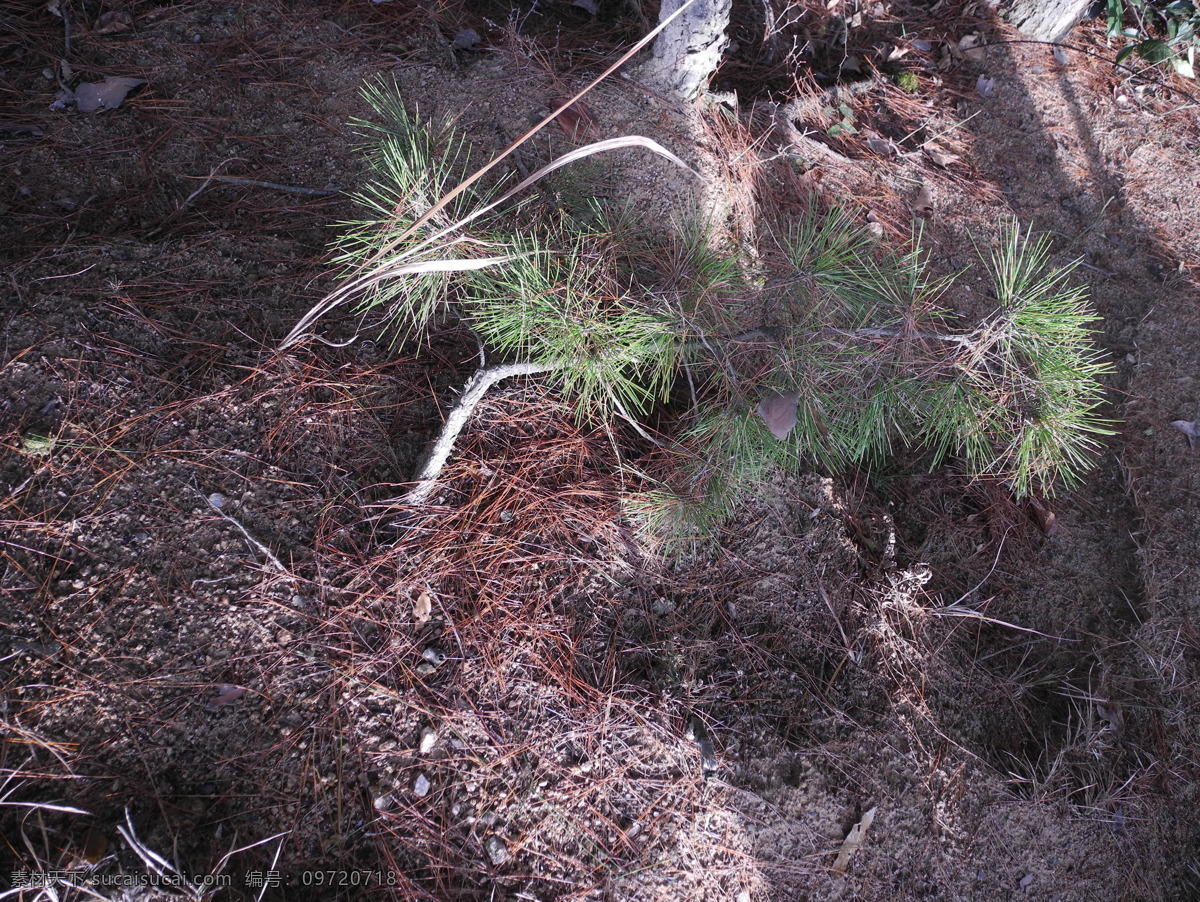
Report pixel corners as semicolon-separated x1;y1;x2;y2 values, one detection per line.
414;589;433;627
556;103;600;142
94;10;133;34
756;391;801;441
922;142;960;168
206;684;246;710
73;76;146;114
912;183;935;220
81;825;109;862
1026;496;1059;537
833;806;877;873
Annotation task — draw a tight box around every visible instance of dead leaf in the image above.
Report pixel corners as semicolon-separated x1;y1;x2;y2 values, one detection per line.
957;33;987;62
976;74;995;98
833;806;877;873
414;590;433;627
1026;497;1059;537
1052;45;1070;66
73;76;145;114
922;142;960;168
864;133;895;156
1171;419;1199;449
756;391;801;441
81;826;108;863
556;103;600;142
206;684;246;711
912;183;934;219
94;10;133;34
572;0;599;13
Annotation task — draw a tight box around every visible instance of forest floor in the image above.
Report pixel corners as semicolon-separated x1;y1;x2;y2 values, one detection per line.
3;1;1200;900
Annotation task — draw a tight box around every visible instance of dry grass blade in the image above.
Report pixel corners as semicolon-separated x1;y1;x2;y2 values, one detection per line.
0;800;90;815
282;254;517;348
399;361;559;505
282;134;696;349
492;135;697;201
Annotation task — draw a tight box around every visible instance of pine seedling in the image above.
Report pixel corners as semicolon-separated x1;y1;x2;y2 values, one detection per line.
324;83;509;345
467;228;681;421
925;224;1115;496
286;82;1114;527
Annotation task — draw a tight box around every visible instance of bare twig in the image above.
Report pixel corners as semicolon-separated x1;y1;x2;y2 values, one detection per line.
185;174;340;197
399;361;558;506
187;485;291;576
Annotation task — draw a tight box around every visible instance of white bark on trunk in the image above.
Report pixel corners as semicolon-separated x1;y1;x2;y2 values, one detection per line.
641;0;732;100
1003;0;1093;42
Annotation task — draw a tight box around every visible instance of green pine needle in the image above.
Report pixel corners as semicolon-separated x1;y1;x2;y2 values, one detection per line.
298;82;1117;534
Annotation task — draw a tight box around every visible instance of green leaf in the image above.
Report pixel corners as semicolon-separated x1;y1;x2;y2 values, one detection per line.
1169;21;1197;44
1136;38;1175;63
1107;0;1125;36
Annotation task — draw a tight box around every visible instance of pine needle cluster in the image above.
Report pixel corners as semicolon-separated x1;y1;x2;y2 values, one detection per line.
289;81;1114;530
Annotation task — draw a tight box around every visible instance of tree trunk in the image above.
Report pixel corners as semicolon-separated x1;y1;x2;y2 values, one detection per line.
641;0;732;100
1002;0;1093;42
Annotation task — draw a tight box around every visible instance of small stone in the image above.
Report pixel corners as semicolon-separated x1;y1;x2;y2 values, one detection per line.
419;727;438;754
207;492;226;509
373;793;395;811
421;647;446;666
484;835;508;866
413;774;431;797
451;28;481;50
416;662;437;676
